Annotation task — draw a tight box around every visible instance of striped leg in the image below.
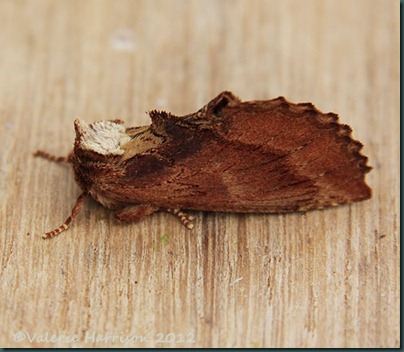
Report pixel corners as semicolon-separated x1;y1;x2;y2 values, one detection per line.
166;208;195;229
34;150;73;164
42;192;87;239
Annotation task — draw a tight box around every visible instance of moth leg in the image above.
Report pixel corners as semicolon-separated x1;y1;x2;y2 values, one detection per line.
115;204;159;222
34;150;73;164
42;192;87;239
165;208;195;230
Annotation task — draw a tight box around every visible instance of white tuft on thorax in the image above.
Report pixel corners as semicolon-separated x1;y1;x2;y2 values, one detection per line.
78;119;131;155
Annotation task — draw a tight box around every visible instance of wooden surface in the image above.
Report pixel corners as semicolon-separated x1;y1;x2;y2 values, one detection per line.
0;0;399;348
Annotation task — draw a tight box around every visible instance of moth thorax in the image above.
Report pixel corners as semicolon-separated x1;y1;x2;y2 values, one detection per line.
77;119;131;155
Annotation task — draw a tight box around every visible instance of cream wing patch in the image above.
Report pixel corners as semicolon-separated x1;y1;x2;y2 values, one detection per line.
77;119;131;155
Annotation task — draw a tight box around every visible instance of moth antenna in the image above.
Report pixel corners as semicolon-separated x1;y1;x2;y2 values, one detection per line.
42;192;87;239
166;208;195;229
34;150;72;164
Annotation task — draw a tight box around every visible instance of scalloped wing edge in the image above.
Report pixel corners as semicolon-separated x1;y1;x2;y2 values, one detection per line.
267;96;372;176
147;93;372;176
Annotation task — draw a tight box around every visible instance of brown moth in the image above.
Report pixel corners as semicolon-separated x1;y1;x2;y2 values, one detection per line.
34;91;372;239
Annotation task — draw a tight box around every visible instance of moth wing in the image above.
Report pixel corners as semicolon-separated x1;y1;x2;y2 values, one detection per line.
103;92;371;213
209;96;372;211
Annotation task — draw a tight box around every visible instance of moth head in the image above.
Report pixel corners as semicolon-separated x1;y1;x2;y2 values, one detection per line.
74;119;131;155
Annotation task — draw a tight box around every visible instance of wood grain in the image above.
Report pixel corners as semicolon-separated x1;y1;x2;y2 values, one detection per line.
0;0;399;348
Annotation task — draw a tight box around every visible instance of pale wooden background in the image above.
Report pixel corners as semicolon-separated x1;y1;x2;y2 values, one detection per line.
0;0;399;348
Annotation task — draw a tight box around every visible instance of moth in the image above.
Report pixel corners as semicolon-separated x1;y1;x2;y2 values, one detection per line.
35;91;372;239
